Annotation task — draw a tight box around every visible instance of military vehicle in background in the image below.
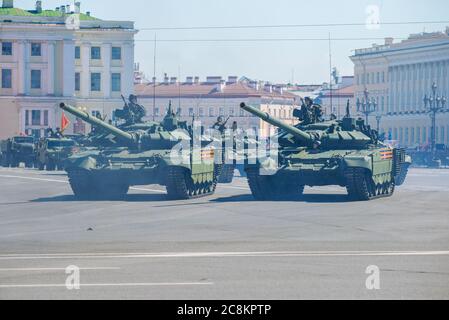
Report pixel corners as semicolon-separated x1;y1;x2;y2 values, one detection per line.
35;137;78;171
240;100;411;201
213;118;250;184
59;102;223;200
0;136;36;168
406;145;449;168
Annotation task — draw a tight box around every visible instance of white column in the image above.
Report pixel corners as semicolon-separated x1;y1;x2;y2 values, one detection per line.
12;42;19;96
62;40;75;97
81;42;90;98
17;40;28;96
122;42;135;96
47;41;55;96
102;43;111;98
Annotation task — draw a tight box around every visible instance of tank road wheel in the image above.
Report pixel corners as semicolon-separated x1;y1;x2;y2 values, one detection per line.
345;168;377;201
218;164;235;184
68;169;93;200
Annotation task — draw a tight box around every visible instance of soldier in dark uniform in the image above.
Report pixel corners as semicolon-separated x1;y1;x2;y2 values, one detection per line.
54;128;64;138
128;94;146;123
46;128;54;138
212;116;228;133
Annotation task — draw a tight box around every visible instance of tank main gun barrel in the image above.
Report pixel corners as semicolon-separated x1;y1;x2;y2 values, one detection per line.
240;103;315;144
59;103;135;143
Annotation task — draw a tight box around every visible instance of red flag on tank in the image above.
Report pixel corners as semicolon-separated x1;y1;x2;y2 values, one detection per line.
61;112;70;132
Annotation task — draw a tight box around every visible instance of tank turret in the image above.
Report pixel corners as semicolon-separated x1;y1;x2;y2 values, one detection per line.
240;103;316;145
60;103;136;143
240;103;372;148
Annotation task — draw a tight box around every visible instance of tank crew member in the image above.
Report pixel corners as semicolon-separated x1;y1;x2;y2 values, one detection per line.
128;94;146;123
212;116;229;134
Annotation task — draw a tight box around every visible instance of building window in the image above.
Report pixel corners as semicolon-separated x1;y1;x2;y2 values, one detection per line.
1;69;12;88
31;70;41;89
219;107;224;116
75;46;80;59
91;47;101;60
405;128;409;145
90;73;101;91
43;110;49;126
75;73;80;91
2;42;12;56
31;110;41;126
209;107;214;117
199;107;204;117
31;43;41;56
443;127;447;144
177;107;182;116
112;47;122;60
188;108;194;116
111;73;121;92
25;110;30;126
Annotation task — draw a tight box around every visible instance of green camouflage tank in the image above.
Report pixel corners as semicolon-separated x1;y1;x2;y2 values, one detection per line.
60;102;222;200
240;101;411;201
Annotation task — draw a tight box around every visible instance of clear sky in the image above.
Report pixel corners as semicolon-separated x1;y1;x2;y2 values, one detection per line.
17;0;449;84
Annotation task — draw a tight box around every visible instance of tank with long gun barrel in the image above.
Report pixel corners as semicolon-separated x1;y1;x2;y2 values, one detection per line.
58;102;222;200
240;102;374;149
60;103;135;143
239;101;411;201
240;103;316;145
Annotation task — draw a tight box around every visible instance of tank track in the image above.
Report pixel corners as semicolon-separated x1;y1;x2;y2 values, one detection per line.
68;169;93;200
247;168;305;201
345;168;395;201
394;163;410;186
218;164;235;184
68;169;129;200
166;166;219;200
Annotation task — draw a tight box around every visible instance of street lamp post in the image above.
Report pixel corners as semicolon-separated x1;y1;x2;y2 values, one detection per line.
375;113;382;133
356;88;377;126
423;82;447;155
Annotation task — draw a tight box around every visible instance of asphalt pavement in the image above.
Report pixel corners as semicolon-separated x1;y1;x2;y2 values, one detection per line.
0;167;448;299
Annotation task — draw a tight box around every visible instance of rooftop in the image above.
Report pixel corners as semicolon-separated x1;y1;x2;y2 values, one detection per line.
319;85;355;98
135;77;298;103
0;7;98;20
353;27;449;57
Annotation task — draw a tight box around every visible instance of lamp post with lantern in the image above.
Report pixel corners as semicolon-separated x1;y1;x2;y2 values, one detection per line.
356;88;377;127
423;82;447;155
